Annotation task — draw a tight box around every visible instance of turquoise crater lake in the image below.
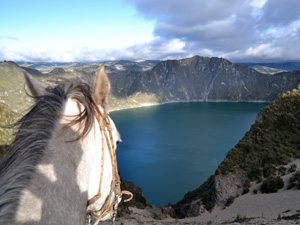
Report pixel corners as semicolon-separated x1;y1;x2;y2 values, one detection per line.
110;102;268;206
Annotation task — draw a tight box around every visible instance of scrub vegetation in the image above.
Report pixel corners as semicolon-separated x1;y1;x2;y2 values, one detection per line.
217;85;300;179
0;102;21;158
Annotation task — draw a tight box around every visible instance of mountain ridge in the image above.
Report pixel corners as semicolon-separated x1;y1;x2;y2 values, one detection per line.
2;55;300;113
109;56;300;104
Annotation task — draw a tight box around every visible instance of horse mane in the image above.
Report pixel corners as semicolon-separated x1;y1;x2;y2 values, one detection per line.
0;79;99;222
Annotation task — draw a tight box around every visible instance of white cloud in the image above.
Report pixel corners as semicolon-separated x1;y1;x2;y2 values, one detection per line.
123;0;300;62
251;0;267;8
245;43;281;59
0;35;19;41
1;0;300;62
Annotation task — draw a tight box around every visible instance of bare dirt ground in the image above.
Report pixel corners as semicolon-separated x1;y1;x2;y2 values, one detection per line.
100;160;300;225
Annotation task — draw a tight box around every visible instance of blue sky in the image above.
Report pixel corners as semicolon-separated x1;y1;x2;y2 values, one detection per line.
1;0;300;62
1;0;152;46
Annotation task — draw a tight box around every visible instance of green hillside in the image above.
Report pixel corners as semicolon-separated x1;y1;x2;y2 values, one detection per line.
242;62;300;71
218;85;300;176
0;61;160;113
251;65;286;74
0;61;97;113
0;102;21;158
0;61;34;113
0;61;25;92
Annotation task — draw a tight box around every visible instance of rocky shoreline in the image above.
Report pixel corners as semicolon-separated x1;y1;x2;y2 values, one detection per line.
108;99;269;113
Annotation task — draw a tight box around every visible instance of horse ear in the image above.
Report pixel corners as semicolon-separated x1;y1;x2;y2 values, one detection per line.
92;64;111;111
23;71;46;100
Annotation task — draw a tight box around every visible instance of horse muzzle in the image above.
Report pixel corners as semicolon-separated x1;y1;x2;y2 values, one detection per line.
87;191;122;222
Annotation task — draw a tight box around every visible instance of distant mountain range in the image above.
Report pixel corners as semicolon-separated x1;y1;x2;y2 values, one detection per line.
16;59;300;73
2;56;300;113
16;60;160;73
109;56;300;104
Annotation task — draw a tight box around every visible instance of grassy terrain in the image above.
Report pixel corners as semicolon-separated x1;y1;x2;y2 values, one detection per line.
241;61;300;71
109;92;159;111
0;62;35;113
0;102;21;158
0;62;25;92
251;65;286;75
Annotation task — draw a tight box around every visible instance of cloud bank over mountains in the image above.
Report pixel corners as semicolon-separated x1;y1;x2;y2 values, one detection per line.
125;0;300;62
1;0;300;62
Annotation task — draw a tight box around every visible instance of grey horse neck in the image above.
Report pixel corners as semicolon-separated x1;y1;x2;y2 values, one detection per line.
0;81;96;224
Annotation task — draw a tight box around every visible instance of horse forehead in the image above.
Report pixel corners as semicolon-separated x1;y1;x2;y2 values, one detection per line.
64;98;120;140
65;98;83;116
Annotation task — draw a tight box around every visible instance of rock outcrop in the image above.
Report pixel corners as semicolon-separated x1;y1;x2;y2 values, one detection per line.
120;180;148;209
214;169;247;206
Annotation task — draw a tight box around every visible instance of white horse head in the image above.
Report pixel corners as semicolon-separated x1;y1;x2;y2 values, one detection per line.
0;65;130;224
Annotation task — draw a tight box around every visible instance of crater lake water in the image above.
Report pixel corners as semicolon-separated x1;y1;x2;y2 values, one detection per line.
110;102;268;206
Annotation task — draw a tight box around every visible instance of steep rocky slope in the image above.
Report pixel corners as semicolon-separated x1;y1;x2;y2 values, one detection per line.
171;85;300;218
110;56;300;103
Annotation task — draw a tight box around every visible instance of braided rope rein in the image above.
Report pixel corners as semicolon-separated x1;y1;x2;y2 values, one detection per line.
87;104;133;225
